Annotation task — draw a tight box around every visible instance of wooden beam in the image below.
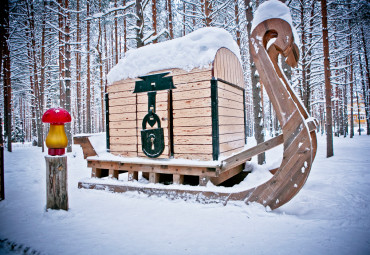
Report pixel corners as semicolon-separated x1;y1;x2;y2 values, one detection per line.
221;134;283;171
210;164;244;186
73;136;97;159
149;173;160;183
87;160;219;177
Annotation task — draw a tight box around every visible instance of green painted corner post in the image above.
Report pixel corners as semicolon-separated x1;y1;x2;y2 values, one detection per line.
45;155;68;210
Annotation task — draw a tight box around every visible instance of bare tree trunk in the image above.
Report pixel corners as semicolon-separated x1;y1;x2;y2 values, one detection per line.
344;68;348;137
0;0;12;152
360;25;370;135
321;0;333;157
28;1;43;149
234;0;240;47
65;0;72;152
115;0;119;64
167;0;173;39
204;0;212;27
359;51;370;135
98;0;105;132
123;0;127;53
86;0;92;133
76;0;82;133
183;1;186;36
40;0;47;152
300;2;309;112
245;0;265;164
136;0;144;47
356;88;361;135
152;0;157;43
58;0;65;107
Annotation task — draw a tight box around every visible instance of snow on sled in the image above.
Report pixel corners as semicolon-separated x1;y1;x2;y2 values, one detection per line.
75;2;317;210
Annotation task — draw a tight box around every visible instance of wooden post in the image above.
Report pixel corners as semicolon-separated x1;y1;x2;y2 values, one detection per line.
45;155;68;210
128;171;138;181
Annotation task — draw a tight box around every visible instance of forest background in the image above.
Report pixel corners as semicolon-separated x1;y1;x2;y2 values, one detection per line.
0;0;369;163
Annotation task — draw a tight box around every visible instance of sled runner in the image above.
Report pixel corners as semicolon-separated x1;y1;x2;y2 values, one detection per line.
76;18;317;210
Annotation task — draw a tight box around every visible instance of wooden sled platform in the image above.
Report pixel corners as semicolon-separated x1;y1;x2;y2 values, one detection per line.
76;134;286;204
76;18;318;210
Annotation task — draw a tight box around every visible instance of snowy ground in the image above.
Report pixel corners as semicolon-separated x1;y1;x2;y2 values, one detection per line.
1;134;370;255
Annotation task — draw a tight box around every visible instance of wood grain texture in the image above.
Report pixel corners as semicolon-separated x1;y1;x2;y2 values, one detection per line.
244;18;317;209
212;48;244;89
45;155;68;210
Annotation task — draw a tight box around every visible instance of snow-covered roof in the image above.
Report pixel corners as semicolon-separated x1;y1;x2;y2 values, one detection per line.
252;0;300;46
107;27;241;85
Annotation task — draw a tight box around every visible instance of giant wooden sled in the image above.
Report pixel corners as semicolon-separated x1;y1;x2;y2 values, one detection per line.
75;18;317;210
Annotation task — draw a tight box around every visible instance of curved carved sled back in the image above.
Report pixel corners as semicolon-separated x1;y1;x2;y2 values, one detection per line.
246;18;318;209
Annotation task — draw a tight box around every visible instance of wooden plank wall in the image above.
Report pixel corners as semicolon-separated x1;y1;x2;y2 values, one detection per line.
108;80;138;157
212;47;246;158
107;68;214;160
107;57;245;161
172;69;213;161
217;81;245;158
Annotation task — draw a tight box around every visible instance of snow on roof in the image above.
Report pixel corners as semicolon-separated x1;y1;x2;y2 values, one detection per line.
107;27;241;85
251;0;300;47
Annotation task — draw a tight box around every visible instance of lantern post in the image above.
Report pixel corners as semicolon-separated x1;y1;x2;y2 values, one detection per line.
42;108;71;211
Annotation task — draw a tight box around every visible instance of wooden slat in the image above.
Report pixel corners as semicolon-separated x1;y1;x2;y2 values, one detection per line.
219;132;244;143
220;139;245;153
109;151;137;157
109;90;135;99
218;88;243;102
110;97;136;106
219;147;245;159
173;87;210;101
110;144;137;152
110;104;136;114
173;116;212;127
172;69;212;85
218;107;244;117
108;81;135;93
173;135;212;145
137;91;168;103
110;128;137;137
175;144;213;154
173;107;211;118
173;126;212;136
219;116;244;125
110;112;137;122
174;80;210;93
110;136;137;145
219;124;244;135
73;136;97;159
221;135;284;171
173;98;211;110
110;121;136;129
173;153;213;161
218;97;244;110
210;164;244;186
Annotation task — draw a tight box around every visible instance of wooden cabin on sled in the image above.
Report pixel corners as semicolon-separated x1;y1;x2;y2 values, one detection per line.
77;27;249;186
75;8;318;210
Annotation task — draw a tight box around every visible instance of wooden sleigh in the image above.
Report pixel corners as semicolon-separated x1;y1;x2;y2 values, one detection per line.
76;18;317;210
